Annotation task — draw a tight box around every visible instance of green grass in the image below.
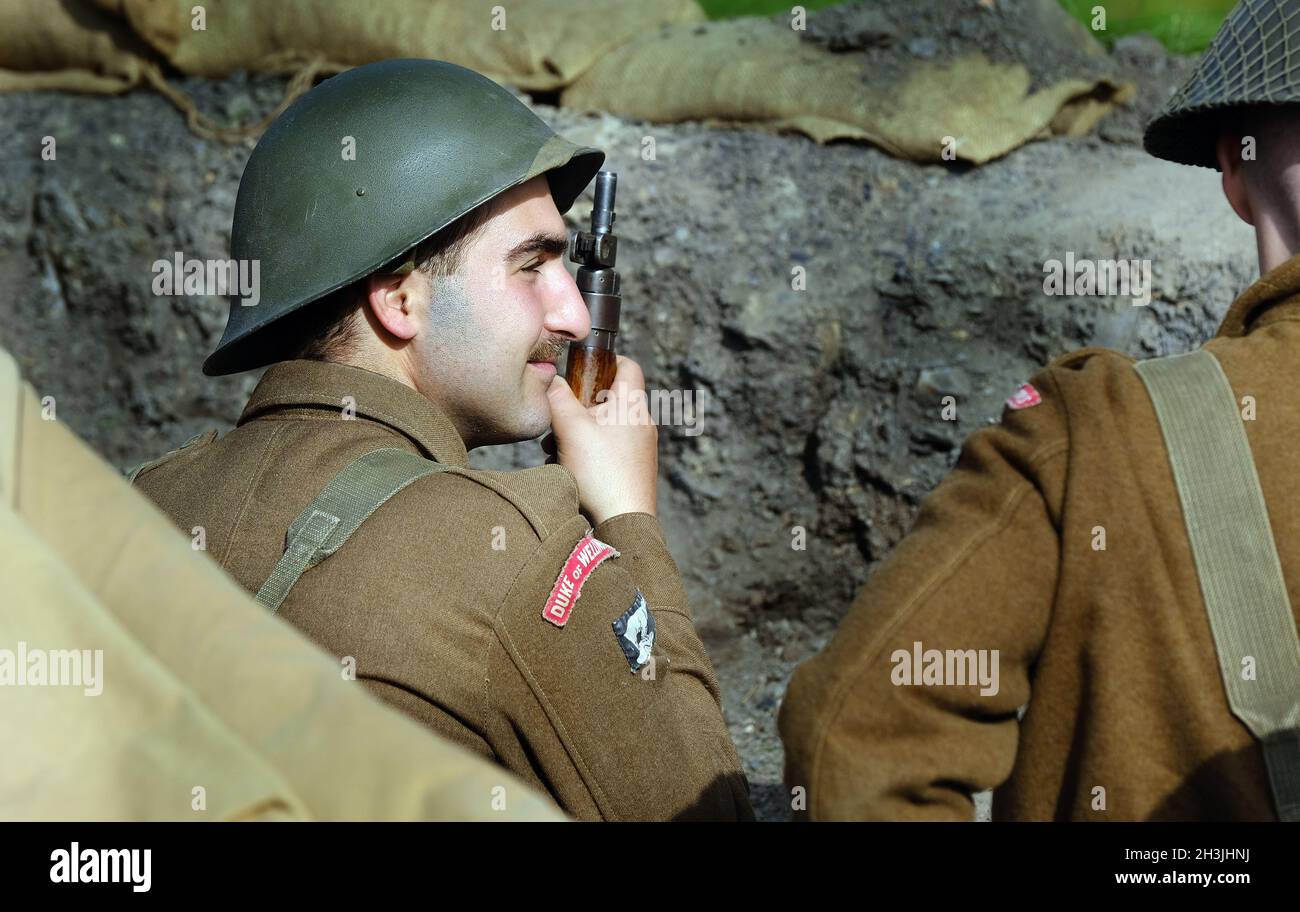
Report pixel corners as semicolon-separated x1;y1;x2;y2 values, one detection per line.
697;0;844;19
1058;0;1236;54
697;0;1237;54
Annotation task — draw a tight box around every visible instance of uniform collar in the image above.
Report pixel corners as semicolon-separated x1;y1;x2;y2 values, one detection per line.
237;359;469;467
1215;251;1300;338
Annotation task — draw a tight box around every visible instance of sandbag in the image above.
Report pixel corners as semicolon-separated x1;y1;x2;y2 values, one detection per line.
0;0;152;93
111;0;705;90
0;0;339;142
561;16;1136;165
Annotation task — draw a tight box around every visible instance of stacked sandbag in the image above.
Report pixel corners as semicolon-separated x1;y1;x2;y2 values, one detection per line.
0;0;154;93
561;11;1136;165
93;0;705;89
0;0;1139;165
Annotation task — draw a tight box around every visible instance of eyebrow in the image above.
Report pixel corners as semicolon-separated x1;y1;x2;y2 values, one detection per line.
504;231;569;264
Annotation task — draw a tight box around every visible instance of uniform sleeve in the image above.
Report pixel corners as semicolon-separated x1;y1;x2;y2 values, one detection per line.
484;511;754;821
779;366;1070;820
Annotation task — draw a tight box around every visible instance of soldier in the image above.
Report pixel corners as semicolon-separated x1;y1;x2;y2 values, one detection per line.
0;343;563;822
131;59;752;821
780;0;1300;821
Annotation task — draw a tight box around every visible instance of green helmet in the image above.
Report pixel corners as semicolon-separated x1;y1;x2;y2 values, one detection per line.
204;58;604;376
1144;0;1300;170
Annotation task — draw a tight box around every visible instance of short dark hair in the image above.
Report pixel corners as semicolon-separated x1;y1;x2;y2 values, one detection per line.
292;199;498;363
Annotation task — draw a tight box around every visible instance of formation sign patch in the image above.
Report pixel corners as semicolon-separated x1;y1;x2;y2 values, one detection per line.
613;590;656;673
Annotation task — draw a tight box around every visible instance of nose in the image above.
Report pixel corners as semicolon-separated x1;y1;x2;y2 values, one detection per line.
544;269;592;342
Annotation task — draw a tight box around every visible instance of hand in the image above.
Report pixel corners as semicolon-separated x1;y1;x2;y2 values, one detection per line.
544;356;658;525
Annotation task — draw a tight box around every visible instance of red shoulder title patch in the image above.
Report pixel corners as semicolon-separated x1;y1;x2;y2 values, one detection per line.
542;532;620;627
1006;383;1042;410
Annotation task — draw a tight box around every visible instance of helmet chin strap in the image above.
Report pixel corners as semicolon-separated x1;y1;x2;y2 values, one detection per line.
380;249;417;277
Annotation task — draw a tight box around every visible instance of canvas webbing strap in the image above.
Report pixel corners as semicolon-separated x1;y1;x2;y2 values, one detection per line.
1135;349;1300;821
255;448;450;614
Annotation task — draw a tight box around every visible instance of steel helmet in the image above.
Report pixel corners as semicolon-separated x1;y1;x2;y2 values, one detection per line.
204;58;604;375
1144;0;1300;170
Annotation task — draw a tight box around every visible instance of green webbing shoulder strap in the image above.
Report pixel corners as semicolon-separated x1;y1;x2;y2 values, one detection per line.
1135;349;1300;822
255;447;451;614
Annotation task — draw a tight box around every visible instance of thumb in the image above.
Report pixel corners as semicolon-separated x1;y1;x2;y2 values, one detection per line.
546;374;586;427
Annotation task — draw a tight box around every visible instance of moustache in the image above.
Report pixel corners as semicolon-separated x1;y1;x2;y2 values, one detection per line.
529;337;570;363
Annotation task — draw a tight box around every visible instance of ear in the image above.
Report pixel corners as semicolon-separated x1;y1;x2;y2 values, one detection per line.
1217;129;1255;226
364;270;423;341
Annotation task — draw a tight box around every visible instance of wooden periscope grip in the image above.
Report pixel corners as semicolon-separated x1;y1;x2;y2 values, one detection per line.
565;345;619;408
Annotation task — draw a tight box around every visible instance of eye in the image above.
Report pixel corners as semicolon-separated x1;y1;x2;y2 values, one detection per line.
522;260;543;274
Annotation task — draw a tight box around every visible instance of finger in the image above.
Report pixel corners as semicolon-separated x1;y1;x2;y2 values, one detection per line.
609;355;645;395
546;374;587;425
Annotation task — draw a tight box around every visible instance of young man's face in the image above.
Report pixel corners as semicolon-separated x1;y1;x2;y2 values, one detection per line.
408;175;591;448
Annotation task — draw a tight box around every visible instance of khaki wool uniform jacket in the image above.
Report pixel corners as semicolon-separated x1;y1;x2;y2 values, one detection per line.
780;253;1300;821
134;358;753;821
